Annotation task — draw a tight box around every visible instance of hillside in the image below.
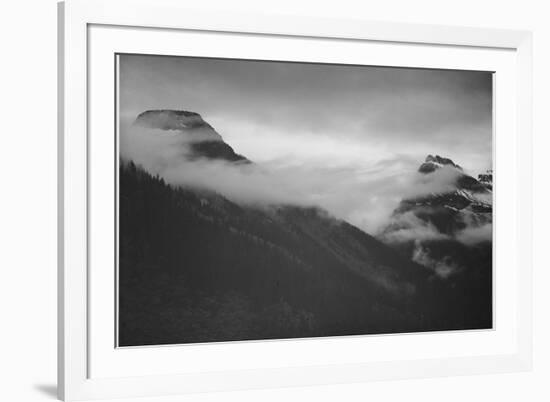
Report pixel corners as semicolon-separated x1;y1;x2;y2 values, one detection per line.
118;112;492;346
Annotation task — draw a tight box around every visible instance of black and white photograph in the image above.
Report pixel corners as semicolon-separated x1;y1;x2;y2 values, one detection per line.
3;0;547;400
117;54;493;347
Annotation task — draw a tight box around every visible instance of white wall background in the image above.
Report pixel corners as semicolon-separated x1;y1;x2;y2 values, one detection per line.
0;0;547;401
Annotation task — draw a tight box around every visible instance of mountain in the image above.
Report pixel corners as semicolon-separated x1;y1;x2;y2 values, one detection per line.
418;154;463;173
383;155;492;239
135;109;250;163
378;155;492;325
119;113;493;346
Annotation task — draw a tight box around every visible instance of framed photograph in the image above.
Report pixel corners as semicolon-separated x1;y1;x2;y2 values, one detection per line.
58;0;533;400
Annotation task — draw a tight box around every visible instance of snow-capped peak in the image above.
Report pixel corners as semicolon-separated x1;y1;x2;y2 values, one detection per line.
418;154;463;174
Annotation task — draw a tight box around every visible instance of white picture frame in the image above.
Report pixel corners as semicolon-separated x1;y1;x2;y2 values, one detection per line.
58;0;533;400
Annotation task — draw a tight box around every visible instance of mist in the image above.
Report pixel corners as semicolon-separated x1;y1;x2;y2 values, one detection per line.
120;118;484;236
119;54;493;254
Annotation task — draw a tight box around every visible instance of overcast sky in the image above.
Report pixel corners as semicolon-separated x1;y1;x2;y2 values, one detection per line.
120;54;492;176
119;54;493;233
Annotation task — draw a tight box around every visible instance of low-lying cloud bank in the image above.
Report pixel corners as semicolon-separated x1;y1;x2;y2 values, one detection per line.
378;211;451;244
120;119;491;246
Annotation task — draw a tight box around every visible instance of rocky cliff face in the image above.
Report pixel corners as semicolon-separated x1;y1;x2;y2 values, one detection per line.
384;155;492;238
418;154;463;173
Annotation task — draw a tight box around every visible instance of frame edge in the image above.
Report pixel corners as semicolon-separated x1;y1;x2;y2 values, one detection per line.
59;0;534;399
57;2;66;400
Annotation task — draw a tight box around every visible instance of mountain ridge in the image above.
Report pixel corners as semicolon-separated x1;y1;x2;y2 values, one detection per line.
118;111;493;346
134;109;250;163
379;154;492;290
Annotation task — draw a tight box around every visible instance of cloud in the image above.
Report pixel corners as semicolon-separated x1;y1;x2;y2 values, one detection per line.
119;54;493;175
118;55;494;286
408;223;492;278
120;119;470;234
379;211;450;244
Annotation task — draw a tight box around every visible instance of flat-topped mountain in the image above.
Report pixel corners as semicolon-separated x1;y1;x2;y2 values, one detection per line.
136;110;215;131
134;109;250;163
